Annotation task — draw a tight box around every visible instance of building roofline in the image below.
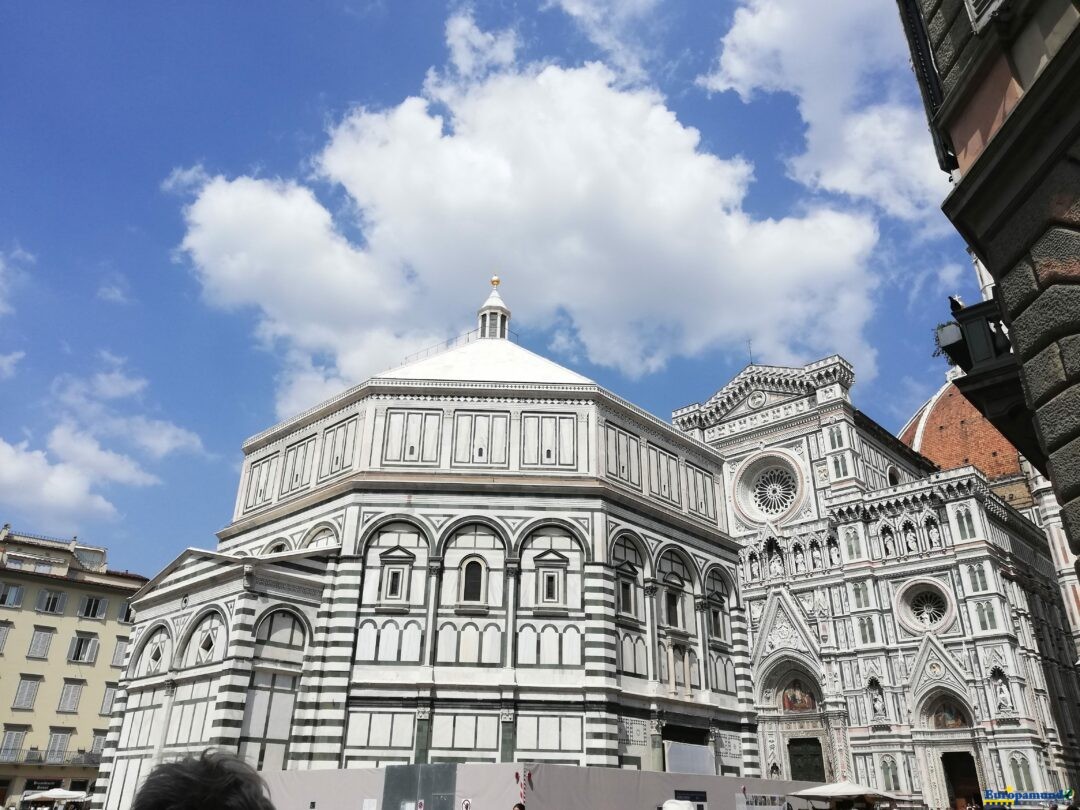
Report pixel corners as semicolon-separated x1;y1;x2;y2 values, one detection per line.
853;408;939;474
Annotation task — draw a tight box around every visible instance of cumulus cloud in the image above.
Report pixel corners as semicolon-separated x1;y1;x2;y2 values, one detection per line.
445;11;518;79
0;350;25;380
175;11;882;418
543;0;659;82
0;437;117;528
698;0;949;223
52;358;204;459
47;422;160;487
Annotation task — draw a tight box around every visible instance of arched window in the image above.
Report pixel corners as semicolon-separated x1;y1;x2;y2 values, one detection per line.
705;569;730;641
135;627;172;677
956;508;976;540
182;612;226;668
968;563;988;592
265;540;289;555
844;528;862;560
887;467;901;487
859;616;877;644
657;549;693;631
852;582;869;609
461;559;485;603
881;756;900;791
976;601;998;631
1010;753;1033;791
255;610;306;651
827;425;844;450
303;527;337;550
612;535;644;618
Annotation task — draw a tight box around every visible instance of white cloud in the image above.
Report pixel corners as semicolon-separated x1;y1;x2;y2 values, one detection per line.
907;260;966;309
47;423;160;486
52;357;204;459
445;11;518;79
0;436;117;528
97;272;133;304
699;0;949;223
0;247;34;317
177;12;882;418
0;350;25;380
542;0;659;82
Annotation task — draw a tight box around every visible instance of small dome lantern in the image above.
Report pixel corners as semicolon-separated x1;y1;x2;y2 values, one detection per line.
478;275;510;339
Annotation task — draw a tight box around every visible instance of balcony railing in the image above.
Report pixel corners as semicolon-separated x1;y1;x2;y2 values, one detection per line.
0;749;102;766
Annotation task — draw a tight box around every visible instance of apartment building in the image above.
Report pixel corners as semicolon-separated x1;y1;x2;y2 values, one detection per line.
0;524;146;806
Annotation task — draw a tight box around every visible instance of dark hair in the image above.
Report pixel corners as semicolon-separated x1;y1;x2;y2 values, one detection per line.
131;750;276;810
513;804;526;810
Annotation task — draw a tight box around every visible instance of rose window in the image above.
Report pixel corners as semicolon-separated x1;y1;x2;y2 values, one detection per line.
910;590;947;626
753;468;798;516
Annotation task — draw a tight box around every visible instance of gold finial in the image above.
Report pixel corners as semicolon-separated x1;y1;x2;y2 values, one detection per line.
491;275;500;288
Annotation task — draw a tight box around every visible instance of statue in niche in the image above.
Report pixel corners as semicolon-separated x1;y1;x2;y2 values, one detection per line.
904;525;918;552
995;679;1013;712
927;523;941;548
882;530;895;556
794;547;806;573
870;685;886;719
769;552;784;578
750;556;760;580
811;544;823;569
828;542;840;566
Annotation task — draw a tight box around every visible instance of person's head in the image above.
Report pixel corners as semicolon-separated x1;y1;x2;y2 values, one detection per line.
513;804;526;810
131;749;276;810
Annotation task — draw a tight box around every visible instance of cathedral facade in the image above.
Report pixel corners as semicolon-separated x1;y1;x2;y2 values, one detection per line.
95;284;1079;810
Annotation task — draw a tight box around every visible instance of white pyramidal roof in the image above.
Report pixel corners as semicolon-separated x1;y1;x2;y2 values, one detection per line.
375;336;594;385
375;278;593;386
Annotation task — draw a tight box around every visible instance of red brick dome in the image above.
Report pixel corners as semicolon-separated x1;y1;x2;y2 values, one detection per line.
899;380;1023;482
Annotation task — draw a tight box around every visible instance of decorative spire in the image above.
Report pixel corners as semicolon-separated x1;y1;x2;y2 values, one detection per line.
478;276;510;338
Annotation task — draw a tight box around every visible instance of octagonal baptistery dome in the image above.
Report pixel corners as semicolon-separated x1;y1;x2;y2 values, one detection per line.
100;280;751;807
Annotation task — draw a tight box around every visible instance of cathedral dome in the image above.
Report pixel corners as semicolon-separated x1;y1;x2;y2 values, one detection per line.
899;378;1023;483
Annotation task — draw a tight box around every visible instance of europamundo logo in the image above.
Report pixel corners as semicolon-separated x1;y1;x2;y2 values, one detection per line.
983;787;1074;806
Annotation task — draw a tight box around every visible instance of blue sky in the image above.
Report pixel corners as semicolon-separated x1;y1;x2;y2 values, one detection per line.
0;1;975;575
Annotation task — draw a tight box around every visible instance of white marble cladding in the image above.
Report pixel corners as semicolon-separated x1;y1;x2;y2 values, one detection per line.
231;391;726;532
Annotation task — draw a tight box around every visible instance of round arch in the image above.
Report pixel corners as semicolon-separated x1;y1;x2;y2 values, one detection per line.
252;603;314;641
702;564;739;608
653;543;700;593
176;605;229;664
356;514;434;557
131;619;174;673
300;521;340;550
607;530;651;577
513;517;592;562
262;538;292;555
436;515;511;557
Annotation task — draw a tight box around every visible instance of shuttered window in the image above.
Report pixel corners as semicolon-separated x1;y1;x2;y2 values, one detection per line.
78;595;108;619
68;634;99;664
58;681;84;712
100;684;117;716
0;622;10;654
111;638;129;667
0;583;22;607
46;731;70;763
0;729;26;759
12;677;40;710
35;589;67;615
27;628;54;659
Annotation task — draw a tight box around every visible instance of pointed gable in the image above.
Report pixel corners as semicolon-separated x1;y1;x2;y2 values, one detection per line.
751;589;821;668
906;634;971;700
